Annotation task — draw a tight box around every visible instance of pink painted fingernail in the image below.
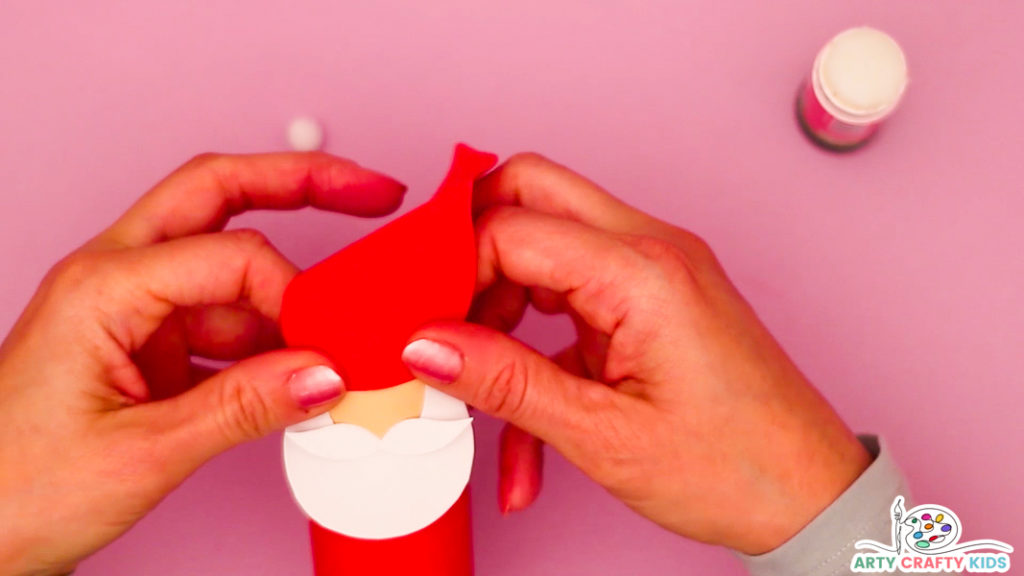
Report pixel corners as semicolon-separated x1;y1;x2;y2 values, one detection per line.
401;339;464;384
499;426;543;515
377;172;408;194
289;366;344;409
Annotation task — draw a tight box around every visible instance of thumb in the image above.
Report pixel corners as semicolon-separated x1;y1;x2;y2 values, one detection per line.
401;321;617;457
153;350;344;475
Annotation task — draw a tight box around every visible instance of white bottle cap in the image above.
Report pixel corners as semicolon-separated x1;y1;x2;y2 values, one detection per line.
287;116;325;152
812;27;908;125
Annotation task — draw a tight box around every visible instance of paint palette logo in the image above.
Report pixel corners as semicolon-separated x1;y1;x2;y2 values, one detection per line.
853;496;1013;573
904;505;957;553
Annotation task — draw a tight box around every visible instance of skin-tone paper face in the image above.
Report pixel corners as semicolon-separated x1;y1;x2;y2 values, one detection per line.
287;383;472;460
329;380;426;438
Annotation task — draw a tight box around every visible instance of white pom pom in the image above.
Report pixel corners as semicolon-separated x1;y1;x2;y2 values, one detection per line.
287;117;324;152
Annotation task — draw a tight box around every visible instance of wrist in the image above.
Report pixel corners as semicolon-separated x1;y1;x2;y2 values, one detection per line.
731;429;872;555
0;531;77;576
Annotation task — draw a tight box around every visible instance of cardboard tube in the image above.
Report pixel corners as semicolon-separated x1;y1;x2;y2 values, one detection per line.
310;488;473;576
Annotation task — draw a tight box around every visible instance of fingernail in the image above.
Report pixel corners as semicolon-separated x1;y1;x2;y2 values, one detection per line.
401;339;464;384
369;171;408;194
499;426;543;516
499;488;512;516
289;366;344;409
499;467;534;516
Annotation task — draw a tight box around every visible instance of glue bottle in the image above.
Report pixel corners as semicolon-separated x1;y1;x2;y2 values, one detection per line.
797;27;908;150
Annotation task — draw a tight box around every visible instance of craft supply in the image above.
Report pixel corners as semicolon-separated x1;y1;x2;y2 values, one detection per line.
281;144;497;576
796;27;908;150
287;116;325;151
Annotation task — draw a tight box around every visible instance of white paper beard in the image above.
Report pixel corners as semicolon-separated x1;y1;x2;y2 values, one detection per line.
282;386;475;539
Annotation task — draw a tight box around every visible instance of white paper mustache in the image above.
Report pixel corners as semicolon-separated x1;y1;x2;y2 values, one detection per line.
285;417;474;459
282;387;476;538
283;414;476;538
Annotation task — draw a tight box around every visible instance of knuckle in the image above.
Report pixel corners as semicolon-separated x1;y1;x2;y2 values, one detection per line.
680;231;717;264
39;250;140;347
480;358;531;421
319;155;357;191
227;228;272;252
184;152;221;170
183;153;237;196
626;235;704;286
475;204;520;233
473;205;504;233
474;206;529;255
45;251;106;294
629;236;684;266
623;231;720;279
505;151;550;172
503;152;553;186
216;375;274;442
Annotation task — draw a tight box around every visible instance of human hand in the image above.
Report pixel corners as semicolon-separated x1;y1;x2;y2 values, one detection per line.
0;153;405;575
400;154;871;555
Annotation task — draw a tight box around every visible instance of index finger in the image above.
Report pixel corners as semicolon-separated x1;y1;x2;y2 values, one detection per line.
473;152;653;233
95;152;407;248
474;153;709;257
475;207;658;337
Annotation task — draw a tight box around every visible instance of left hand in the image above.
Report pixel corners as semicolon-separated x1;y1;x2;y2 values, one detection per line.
0;152;405;575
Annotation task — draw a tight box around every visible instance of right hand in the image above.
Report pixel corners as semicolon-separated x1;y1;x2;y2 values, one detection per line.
400;153;871;555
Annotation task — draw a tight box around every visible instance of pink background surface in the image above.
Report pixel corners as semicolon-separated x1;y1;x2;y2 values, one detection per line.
2;2;1021;574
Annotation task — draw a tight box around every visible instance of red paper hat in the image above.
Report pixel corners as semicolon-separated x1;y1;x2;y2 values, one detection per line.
280;144;498;391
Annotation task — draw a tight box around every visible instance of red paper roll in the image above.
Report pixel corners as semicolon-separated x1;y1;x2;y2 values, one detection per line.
310;489;473;576
282;145;497;576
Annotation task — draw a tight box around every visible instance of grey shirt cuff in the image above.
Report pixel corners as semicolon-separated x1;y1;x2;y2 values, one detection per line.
738;435;910;576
